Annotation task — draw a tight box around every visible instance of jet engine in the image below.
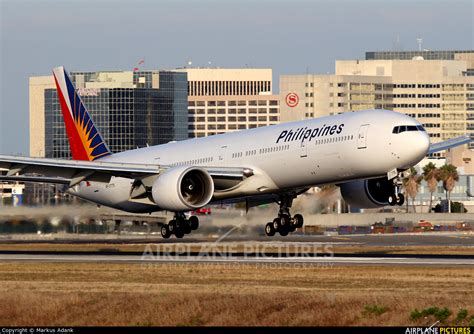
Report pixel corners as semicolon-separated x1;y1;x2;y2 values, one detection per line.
151;166;214;211
339;177;394;208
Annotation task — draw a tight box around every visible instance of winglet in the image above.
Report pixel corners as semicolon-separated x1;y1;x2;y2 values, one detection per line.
52;66;111;161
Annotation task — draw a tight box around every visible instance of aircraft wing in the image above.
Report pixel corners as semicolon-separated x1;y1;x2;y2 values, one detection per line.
428;135;472;154
0;155;251;187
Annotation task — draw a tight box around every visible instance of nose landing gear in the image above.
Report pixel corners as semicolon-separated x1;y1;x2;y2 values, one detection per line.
387;172;405;206
161;212;199;239
265;195;304;237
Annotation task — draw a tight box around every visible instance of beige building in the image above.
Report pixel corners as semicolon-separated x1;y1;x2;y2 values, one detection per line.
280;58;474;156
29;75;55;158
176;68;280;137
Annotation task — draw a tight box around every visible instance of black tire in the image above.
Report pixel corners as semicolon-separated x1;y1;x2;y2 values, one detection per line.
279;227;289;236
272;218;280;231
293;214;304;228
279;215;290;227
168;220;176;233
161;225;171;239
189;216;199;230
397;194;405;206
388;194;397;206
289;225;296;232
183;221;192;234
265;222;275;236
175;229;185;239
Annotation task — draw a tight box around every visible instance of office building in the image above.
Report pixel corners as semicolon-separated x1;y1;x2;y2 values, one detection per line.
366;50;474;76
280;57;474;156
30;70;188;158
176;68;279;138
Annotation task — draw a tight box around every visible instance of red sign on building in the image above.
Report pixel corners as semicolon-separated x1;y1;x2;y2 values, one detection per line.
285;92;299;108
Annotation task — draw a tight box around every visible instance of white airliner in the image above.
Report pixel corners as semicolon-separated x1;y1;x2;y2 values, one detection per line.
0;67;471;238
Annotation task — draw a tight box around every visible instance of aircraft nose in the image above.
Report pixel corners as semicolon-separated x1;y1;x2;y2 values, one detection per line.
415;131;430;158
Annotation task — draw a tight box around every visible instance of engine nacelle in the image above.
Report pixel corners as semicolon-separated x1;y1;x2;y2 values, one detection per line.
339;177;393;208
151;166;214;211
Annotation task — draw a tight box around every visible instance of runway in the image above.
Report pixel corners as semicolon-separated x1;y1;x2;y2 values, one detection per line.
2;232;474;246
1;253;473;266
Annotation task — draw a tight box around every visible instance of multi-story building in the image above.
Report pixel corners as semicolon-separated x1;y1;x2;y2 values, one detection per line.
280;58;474;156
30;70;188;158
176;68;280;138
366;50;474;75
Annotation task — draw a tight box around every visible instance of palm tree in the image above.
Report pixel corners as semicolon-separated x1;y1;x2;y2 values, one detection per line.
403;167;422;213
422;162;440;213
438;164;459;213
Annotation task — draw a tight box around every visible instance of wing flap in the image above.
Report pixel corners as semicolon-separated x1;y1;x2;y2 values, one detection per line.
0;155;161;177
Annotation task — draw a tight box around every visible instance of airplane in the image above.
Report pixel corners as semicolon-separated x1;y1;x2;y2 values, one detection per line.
0;67;471;238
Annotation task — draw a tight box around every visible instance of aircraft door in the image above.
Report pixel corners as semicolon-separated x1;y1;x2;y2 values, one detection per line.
218;145;228;161
300;140;308;158
357;124;369;149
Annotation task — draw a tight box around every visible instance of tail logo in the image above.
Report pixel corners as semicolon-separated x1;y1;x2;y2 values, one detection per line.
53;67;111;161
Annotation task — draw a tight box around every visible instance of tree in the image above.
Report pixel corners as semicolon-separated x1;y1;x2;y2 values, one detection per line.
422;162;440;213
438;164;459;213
403;167;422;213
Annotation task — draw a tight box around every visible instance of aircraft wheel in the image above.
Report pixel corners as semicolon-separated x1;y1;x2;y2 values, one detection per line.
189;216;199;230
388;194;397;206
175;229;185;239
293;214;304;228
168;220;176;233
397;194;405;206
272;218;280;231
265;222;275;237
161;225;171;239
279;226;289;237
183;221;192;234
279;214;290;227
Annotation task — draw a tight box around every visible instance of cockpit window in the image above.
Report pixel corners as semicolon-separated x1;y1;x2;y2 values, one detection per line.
416;125;426;132
392;125;426;134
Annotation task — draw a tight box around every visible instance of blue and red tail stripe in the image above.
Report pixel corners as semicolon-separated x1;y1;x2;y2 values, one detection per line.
53;66;111;161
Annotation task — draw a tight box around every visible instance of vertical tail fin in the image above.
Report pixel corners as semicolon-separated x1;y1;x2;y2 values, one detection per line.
52;66;111;161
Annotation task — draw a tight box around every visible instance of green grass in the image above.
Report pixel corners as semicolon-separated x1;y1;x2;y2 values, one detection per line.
410;307;452;322
363;305;388;317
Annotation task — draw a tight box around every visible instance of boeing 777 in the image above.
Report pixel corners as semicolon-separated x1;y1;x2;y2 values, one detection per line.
0;67;471;238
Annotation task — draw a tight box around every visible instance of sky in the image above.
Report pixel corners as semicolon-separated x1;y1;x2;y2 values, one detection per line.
0;0;472;155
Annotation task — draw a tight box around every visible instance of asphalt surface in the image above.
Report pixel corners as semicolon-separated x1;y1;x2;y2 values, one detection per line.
1;232;473;246
0;253;472;267
1;233;472;266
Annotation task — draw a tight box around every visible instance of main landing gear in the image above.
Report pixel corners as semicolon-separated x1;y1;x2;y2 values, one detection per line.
161;212;199;239
387;174;405;206
265;195;304;237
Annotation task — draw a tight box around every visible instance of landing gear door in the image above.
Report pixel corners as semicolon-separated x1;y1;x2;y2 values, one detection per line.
218;145;228;161
300;140;308;158
357;124;369;149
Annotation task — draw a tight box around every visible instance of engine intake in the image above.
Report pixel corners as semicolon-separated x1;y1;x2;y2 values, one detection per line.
339;177;393;208
152;166;214;211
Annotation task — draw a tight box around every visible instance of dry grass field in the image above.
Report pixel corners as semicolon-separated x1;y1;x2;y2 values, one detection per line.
0;261;472;326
